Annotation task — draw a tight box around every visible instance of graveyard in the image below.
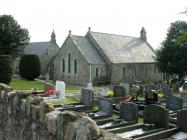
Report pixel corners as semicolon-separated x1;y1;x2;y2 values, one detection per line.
0;79;187;140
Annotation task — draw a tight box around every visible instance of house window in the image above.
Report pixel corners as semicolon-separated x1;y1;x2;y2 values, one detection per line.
62;59;65;73
96;67;99;77
74;59;77;74
123;66;127;80
134;65;138;79
68;53;71;73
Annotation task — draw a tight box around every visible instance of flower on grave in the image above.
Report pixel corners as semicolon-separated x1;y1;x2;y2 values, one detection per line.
106;90;113;97
45;88;56;96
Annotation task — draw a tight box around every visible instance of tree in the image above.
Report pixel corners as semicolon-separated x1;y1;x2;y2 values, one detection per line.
0;55;13;84
19;55;41;80
155;21;187;82
0;15;30;58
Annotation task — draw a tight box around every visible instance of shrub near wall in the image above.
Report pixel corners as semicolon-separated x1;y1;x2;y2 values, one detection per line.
19;54;41;80
0;55;13;84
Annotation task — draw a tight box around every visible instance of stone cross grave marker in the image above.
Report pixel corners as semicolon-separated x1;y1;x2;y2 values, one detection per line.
80;88;93;106
144;104;169;129
119;102;138;122
177;109;187;132
119;83;129;95
113;85;126;97
166;96;183;111
96;97;113;116
162;86;173;97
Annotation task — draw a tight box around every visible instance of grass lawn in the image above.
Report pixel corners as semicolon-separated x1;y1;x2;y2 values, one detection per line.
10;78;82;94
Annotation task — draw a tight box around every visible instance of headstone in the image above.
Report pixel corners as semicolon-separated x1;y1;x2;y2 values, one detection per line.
119;83;129;95
180;91;187;103
80;88;93;106
119;102;138;122
98;98;113;115
162;86;173;97
166;96;183;111
144;104;169;129
177;109;187;132
113;85;126;97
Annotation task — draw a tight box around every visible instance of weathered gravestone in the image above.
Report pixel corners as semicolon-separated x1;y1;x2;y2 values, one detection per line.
166;96;183;111
80;88;93;106
95;97;113;116
177;109;187;132
119;83;129;95
113;85;126;97
144;104;169;129
145;90;158;103
119;102;138;122
162;86;173;97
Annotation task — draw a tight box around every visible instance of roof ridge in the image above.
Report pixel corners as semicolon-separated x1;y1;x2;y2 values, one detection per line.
90;31;140;39
29;41;50;44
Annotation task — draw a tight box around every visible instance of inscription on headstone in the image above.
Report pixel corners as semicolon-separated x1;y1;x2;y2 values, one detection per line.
113;85;126;97
98;98;113;115
80;88;93;106
119;102;138;122
166;96;183;111
144;104;169;129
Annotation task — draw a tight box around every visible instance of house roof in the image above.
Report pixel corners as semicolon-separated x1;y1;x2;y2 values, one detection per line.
71;35;105;64
24;42;50;57
89;31;156;64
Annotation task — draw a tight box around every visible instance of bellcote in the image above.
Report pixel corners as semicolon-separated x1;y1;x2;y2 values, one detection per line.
140;27;147;42
50;30;56;43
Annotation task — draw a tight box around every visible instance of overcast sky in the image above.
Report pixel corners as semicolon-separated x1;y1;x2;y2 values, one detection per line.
0;0;186;49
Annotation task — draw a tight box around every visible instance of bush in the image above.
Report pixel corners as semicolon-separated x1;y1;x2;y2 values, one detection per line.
19;54;41;80
0;55;13;84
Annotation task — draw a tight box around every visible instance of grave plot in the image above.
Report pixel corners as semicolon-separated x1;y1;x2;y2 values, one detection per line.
96;102;138;130
133;109;187;140
51;88;93;112
88;97;113;120
107;104;169;139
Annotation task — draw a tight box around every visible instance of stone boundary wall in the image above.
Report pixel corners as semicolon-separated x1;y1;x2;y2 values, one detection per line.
0;84;125;140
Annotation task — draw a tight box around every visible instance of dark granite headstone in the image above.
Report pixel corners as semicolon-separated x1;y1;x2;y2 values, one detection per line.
80;88;93;106
119;102;138;122
144;104;169;129
177;109;187;132
98;98;113;115
166;96;183;111
162;86;173;97
113;85;126;97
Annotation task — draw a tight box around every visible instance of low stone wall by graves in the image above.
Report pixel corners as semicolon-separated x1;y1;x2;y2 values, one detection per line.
0;84;125;140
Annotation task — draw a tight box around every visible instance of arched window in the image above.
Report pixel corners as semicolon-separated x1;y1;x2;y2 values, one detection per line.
134;65;138;79
123;66;127;80
68;53;71;73
74;59;77;74
62;59;65;73
96;67;99;77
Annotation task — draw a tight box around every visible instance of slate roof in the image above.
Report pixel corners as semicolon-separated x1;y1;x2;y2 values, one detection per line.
24;42;50;57
71;35;105;64
89;31;156;64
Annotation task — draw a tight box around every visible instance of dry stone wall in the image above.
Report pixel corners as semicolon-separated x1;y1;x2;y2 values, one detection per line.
0;84;125;140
